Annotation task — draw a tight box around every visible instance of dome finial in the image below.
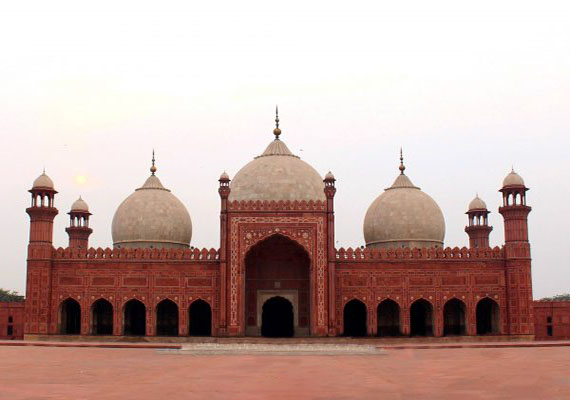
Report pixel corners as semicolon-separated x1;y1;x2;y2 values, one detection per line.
399;148;406;175
150;149;157;175
273;105;281;139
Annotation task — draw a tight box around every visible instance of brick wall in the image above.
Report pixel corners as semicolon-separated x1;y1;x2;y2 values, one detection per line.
0;302;25;339
533;301;570;340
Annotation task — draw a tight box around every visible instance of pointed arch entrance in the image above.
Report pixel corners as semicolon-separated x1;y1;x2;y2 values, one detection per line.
476;298;500;334
377;299;400;337
59;298;81;334
443;298;466;336
123;299;146;336
189;300;212;336
343;299;367;337
156;299;179;336
91;298;113;335
245;234;310;336
410;299;433;336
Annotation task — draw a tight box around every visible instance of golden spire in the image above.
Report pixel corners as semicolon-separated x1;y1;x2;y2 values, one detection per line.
273;105;281;139
150;149;157;175
399;148;406;175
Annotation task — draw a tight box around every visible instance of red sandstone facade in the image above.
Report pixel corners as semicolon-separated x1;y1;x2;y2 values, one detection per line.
0;302;25;339
19;168;547;340
534;301;570;340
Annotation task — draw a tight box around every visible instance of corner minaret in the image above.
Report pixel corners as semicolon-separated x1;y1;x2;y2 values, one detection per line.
499;169;531;255
499;168;534;337
26;171;58;248
65;197;92;249
465;195;492;248
218;170;231;336
323;171;337;335
25;171;58;335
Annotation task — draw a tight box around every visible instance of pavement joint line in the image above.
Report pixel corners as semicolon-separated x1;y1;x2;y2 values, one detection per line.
2;340;570;351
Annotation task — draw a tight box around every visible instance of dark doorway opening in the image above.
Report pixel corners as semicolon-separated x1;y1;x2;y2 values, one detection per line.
189;300;212;336
124;299;146;336
91;299;113;335
443;298;466;336
343;299;367;337
476;298;500;334
60;298;81;334
410;299;433;336
377;299;400;337
156;299;179;336
245;234;310;336
262;296;294;337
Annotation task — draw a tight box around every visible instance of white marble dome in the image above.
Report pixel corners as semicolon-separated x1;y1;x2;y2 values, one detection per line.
503;170;525;187
32;172;54;189
112;174;192;249
363;169;445;249
229;134;325;202
71;196;89;212
468;195;487;211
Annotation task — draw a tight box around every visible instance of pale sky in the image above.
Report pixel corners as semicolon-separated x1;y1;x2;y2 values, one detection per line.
1;1;569;298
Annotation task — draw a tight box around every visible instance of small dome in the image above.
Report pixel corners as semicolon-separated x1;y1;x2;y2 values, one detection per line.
325;171;335;181
71;196;89;212
32;172;54;189
363;163;445;249
219;171;230;181
468;195;487;211
229;134;325;202
112;174;192;249
503;170;525;187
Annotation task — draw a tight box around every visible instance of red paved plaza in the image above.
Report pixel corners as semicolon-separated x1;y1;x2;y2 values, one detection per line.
1;345;569;399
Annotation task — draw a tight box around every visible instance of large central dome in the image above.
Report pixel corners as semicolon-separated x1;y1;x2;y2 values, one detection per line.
229;115;325;202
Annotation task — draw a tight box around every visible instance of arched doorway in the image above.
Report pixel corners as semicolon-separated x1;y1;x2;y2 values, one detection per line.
245;234;310;336
261;296;294;337
343;299;367;337
476;298;500;334
377;299;400;337
123;299;146;336
410;299;433;336
156;299;179;336
91;298;113;335
443;298;466;336
60;298;81;334
189;300;212;336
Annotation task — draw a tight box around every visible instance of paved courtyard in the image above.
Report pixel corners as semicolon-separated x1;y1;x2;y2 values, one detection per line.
1;344;569;399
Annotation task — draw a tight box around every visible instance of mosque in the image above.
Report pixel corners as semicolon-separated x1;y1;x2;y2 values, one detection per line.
22;113;536;339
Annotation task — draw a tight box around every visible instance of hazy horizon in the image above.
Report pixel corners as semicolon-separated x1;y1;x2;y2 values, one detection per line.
1;1;569;299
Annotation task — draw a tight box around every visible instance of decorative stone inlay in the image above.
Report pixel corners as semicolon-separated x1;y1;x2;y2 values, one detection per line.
229;216;326;329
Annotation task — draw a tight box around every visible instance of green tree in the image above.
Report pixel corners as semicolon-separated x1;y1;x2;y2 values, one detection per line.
539;293;570;301
0;288;24;302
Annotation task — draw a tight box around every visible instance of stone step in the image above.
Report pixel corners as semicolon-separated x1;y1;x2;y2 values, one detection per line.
157;343;386;355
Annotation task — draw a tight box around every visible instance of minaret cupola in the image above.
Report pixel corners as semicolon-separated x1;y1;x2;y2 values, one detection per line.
66;196;93;249
465;195;492;248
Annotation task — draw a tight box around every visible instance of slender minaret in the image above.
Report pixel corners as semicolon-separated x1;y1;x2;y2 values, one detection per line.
65;196;92;249
465;195;492;248
499;169;534;336
26;171;58;249
218;170;231;335
26;171;58;335
324;170;337;335
499;169;531;251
